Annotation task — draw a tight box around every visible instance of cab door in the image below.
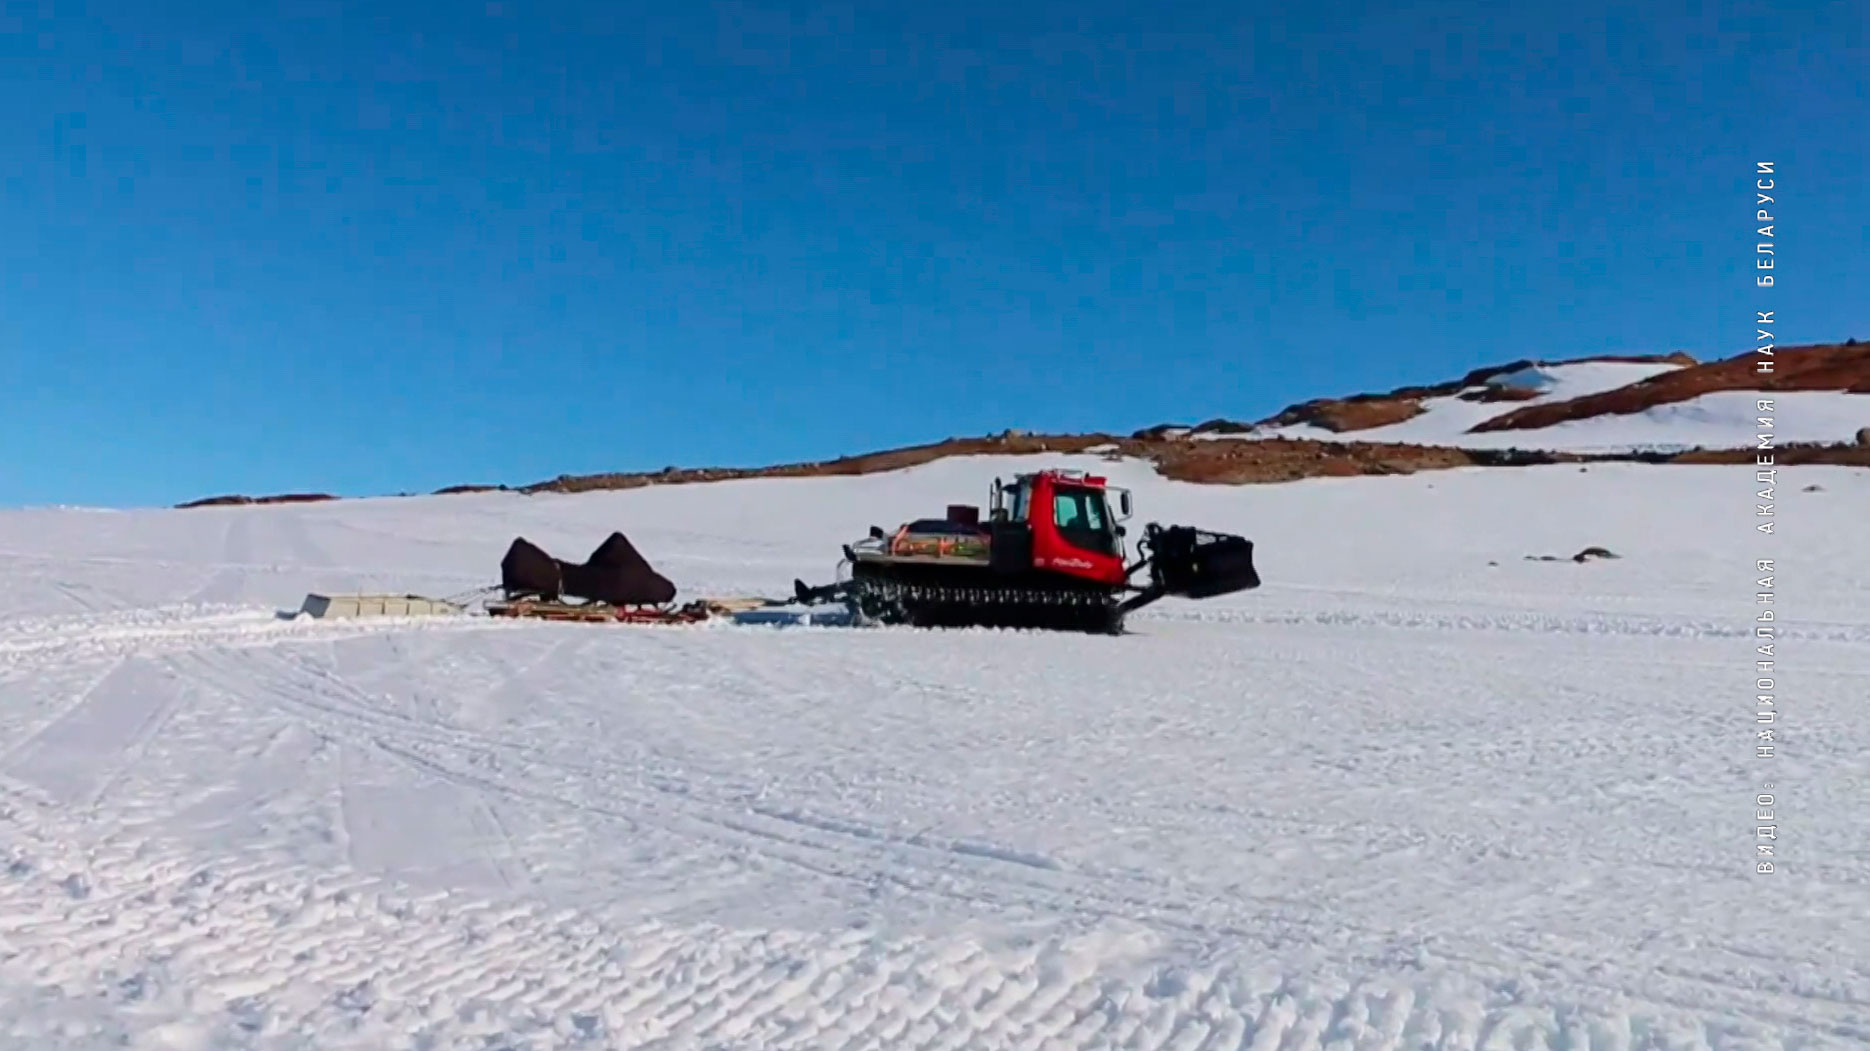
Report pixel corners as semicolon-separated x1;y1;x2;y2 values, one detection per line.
1036;484;1126;583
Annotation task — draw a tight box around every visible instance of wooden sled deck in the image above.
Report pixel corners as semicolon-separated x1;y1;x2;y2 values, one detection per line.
296;591;782;627
484;595;775;625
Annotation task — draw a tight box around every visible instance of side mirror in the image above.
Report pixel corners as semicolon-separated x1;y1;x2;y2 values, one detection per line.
1118;491;1133;519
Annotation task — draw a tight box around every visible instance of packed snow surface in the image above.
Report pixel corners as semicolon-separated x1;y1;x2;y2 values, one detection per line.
1237;359;1870;451
3;455;1868;1050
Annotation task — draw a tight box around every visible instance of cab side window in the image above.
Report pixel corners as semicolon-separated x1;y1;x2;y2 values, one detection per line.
1054;492;1080;528
1052;489;1114;553
1053;491;1107;530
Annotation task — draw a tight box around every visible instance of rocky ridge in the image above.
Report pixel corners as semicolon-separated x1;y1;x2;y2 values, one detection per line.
177;341;1870;508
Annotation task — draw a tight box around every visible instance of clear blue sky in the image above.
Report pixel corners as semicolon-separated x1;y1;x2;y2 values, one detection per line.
2;1;1864;508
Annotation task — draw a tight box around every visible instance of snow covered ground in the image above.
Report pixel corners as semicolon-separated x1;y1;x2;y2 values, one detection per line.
1230;360;1870;451
3;455;1868;1050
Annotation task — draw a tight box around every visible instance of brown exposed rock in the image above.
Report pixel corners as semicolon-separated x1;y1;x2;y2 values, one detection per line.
177;346;1870;509
1259;396;1428;433
516;426;1870;496
1471;342;1870;433
1458;385;1542;403
177;427;1870;509
1669;442;1870;468
1443;351;1695;392
1190;418;1257;435
1151;436;1475;483
1240;350;1695;435
520;434;1651;494
1130;423;1189;440
175;493;337;509
1525;547;1620;563
523;433;1125;495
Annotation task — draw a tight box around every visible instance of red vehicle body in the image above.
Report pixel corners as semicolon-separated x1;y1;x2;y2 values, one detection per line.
987;468;1131;586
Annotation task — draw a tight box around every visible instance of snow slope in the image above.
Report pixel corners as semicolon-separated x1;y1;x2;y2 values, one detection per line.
3;455;1868;1050
1239;360;1870;451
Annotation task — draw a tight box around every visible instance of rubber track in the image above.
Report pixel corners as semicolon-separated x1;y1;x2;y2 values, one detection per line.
846;576;1124;634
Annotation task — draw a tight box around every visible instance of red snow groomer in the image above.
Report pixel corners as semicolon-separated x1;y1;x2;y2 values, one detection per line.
792;468;1261;634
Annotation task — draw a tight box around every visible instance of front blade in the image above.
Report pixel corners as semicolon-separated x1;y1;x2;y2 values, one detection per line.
1145;525;1261;599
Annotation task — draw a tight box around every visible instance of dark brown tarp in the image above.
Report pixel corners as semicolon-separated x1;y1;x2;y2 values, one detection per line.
500;532;678;606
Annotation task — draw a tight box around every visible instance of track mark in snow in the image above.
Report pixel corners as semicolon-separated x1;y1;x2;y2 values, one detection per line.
334;741;517;894
51;579;119;614
186;646;1205;931
1156;602;1870;645
154;642;1870;1044
749;803;1065;872
273;509;335;569
182;512;255;605
0;658;188;808
0;653;127;760
0;602;532;675
175;645;1337;946
143;717;354;871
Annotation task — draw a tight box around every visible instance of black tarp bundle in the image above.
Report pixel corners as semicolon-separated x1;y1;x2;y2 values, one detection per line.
500;532;678;606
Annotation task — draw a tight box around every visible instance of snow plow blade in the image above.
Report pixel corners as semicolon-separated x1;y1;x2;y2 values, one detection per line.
1141;525;1261;599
